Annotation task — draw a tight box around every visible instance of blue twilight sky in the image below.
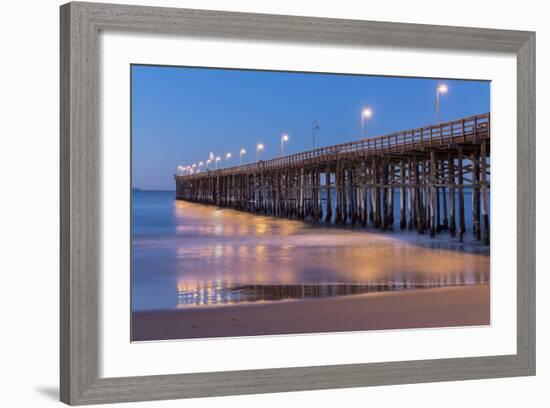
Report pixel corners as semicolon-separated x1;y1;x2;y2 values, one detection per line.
131;65;490;191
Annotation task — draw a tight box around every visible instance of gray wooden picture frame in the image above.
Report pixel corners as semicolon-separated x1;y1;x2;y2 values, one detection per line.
60;1;536;405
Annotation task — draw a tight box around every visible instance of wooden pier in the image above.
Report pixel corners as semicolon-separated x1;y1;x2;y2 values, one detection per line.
175;113;490;244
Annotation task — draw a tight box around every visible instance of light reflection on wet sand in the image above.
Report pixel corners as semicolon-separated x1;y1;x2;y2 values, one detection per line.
132;195;489;311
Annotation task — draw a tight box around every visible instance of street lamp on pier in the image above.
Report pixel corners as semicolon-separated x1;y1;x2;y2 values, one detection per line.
280;133;289;156
361;106;373;139
436;83;448;124
215;156;221;169
312;121;319;148
239;148;246;165
256;143;264;161
225;152;232;166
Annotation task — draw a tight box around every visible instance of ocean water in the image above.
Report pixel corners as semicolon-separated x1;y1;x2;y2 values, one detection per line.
131;190;489;311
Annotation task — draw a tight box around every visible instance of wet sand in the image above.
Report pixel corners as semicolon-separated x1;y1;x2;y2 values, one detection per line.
132;285;489;341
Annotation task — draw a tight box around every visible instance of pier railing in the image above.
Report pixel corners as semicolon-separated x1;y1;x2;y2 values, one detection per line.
177;113;489;179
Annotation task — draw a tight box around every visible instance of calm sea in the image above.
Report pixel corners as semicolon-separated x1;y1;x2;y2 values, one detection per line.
132;190;489;311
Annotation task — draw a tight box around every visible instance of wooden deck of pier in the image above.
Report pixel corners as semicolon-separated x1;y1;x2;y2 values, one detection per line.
175;113;490;244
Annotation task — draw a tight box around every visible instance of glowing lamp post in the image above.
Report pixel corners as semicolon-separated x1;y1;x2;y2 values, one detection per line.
256;143;264;161
239;148;246;165
225;152;232;166
436;84;448;124
280;133;289;156
198;161;204;172
361;106;373;139
215;156;221;169
206;159;211;170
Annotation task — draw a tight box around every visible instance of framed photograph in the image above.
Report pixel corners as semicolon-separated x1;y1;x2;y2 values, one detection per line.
60;1;535;405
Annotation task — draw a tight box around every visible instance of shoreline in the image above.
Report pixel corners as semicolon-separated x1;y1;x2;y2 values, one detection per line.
132;284;490;341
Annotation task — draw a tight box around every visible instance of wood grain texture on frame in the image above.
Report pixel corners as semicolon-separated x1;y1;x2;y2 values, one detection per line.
60;2;536;405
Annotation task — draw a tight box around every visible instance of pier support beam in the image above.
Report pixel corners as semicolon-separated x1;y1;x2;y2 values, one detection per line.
441;159;449;230
457;148;465;242
325;167;332;223
400;160;407;229
414;156;424;234
448;153;456;238
342;163;349;224
429;151;436;238
407;158;414;231
372;159;380;228
360;163;367;227
335;162;342;224
480;141;490;245
388;163;394;229
472;152;481;241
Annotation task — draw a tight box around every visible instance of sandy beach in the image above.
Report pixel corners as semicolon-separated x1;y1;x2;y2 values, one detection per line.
132;285;489;341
